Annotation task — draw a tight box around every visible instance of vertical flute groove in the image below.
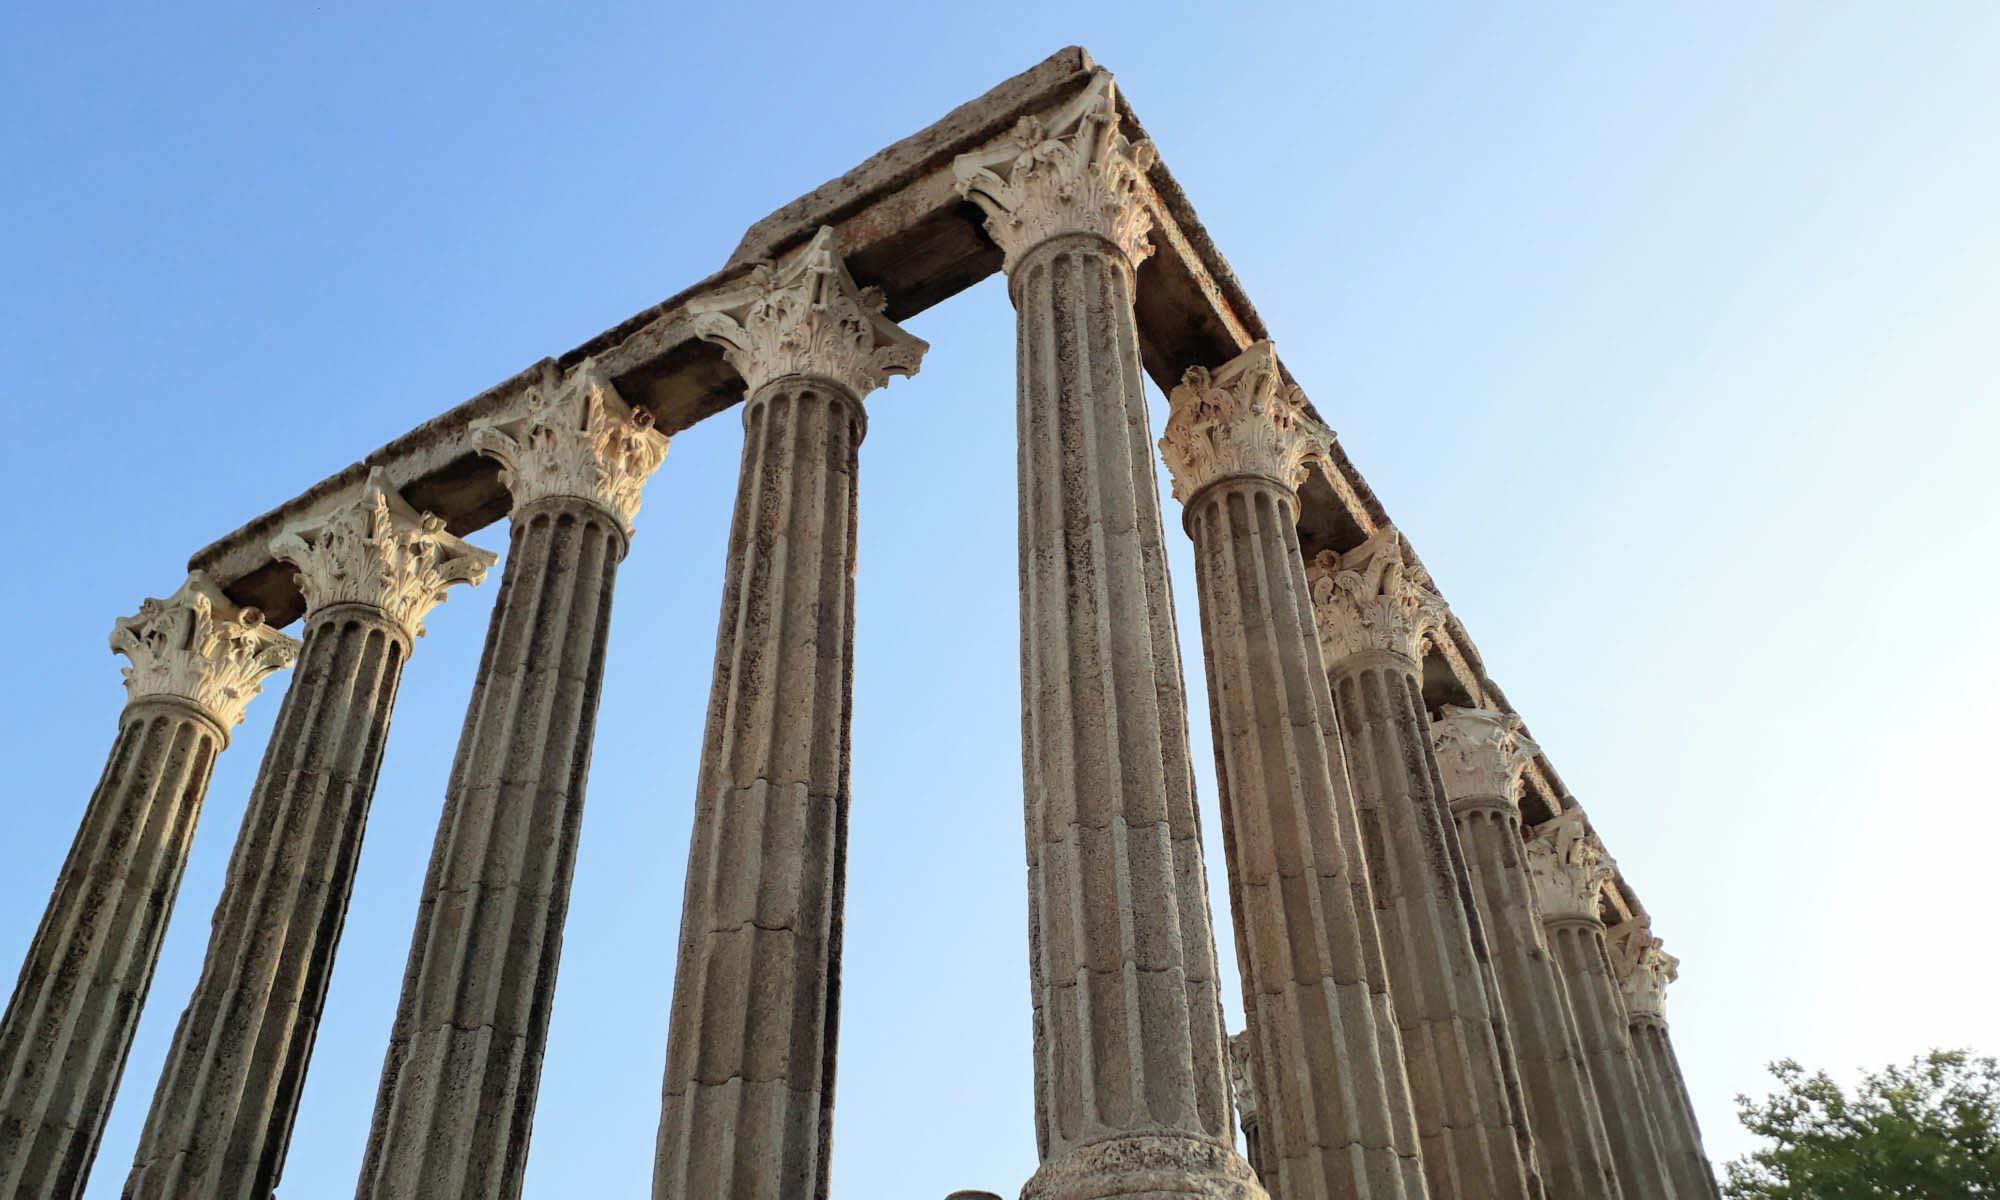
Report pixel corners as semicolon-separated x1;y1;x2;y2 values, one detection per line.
655;383;859;1200
1185;478;1428;1200
1543;922;1676;1199
358;500;627;1200
1013;240;1257;1200
0;704;222;1200
124;612;409;1200
1326;658;1535;1198
1451;801;1623;1200
1629;1021;1717;1199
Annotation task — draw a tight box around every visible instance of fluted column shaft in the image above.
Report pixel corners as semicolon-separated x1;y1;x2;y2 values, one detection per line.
1629;1019;1716;1199
0;576;293;1200
1542;920;1675;1198
358;500;626;1199
1009;232;1256;1200
1184;477;1426;1199
123;605;407;1199
124;473;488;1200
1;704;222;1199
653;377;862;1200
1450;798;1622;1200
358;361;665;1200
1324;652;1534;1197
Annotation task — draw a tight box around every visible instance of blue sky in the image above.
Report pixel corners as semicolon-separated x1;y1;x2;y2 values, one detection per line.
3;4;1996;1197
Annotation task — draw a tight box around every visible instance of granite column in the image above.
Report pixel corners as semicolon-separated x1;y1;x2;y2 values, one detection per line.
0;576;295;1200
358;363;668;1200
653;228;926;1200
1430;707;1623;1200
124;470;491;1200
1609;923;1718;1200
1525;814;1677;1199
1161;342;1426;1199
955;74;1262;1200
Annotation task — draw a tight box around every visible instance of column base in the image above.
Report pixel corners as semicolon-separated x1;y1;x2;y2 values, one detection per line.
1023;1135;1266;1200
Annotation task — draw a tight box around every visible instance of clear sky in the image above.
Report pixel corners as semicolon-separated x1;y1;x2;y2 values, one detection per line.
3;4;1996;1197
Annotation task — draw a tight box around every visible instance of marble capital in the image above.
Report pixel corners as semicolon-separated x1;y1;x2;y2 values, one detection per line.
1526;810;1616;924
472;360;669;535
1432;705;1542;807
270;467;494;640
953;72;1158;273
691;226;927;400
1609;920;1678;1025
1303;526;1447;666
109;571;300;733
1160;340;1332;503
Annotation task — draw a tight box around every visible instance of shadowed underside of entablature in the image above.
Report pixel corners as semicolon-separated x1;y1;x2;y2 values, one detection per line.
183;44;1646;929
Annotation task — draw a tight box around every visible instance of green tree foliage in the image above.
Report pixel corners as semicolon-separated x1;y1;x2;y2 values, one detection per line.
1725;1049;2000;1198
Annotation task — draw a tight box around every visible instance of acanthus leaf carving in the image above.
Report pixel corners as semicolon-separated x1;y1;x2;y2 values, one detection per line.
691;226;927;400
472;359;669;535
270;467;495;641
109;571;301;732
952;72;1158;273
1303;526;1447;665
1608;919;1678;1024
1525;809;1616;924
1160;340;1332;503
1430;705;1542;807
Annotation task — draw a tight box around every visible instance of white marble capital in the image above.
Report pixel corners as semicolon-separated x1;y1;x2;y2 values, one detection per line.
271;467;494;640
691;226;927;400
953;72;1158;273
109;571;300;732
473;360;669;535
1160;340;1331;503
1303;526;1447;665
1608;920;1678;1025
1525;810;1616;924
1431;705;1541;807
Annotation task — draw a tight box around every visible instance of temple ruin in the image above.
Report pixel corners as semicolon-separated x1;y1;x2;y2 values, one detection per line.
0;47;1716;1200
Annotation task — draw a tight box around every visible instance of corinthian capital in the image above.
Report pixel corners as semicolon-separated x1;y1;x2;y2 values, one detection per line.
1303;527;1447;665
1431;706;1541;807
1525;810;1616;924
110;571;300;731
692;226;927;400
1608;920;1679;1024
473;361;669;535
953;72;1158;273
1160;340;1332;503
271;468;495;640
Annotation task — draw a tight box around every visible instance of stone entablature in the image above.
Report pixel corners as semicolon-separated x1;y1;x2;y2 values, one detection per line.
1526;810;1617;924
110;571;300;733
271;467;494;640
1609;920;1679;1025
954;73;1158;273
472;360;670;534
1159;340;1331;503
1303;526;1448;666
691;226;927;401
1431;705;1541;810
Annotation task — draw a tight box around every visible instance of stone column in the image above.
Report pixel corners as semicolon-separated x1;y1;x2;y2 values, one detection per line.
1303;531;1537;1198
0;576;296;1200
358;363;668;1200
1430;708;1623;1200
954;74;1262;1200
1161;342;1426;1199
652;227;925;1200
1609;923;1718;1200
123;470;491;1200
1525;814;1677;1199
